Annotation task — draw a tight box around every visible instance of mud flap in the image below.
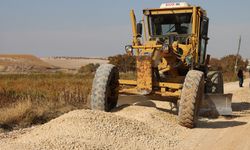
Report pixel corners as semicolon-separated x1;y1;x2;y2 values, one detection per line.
200;94;233;117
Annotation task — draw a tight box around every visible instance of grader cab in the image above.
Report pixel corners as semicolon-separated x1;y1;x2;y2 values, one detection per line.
91;2;232;128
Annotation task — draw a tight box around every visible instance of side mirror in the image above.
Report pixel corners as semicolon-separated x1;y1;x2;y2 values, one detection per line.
136;23;142;37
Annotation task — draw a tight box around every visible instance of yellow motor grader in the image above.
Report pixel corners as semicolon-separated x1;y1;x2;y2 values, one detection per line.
91;2;232;128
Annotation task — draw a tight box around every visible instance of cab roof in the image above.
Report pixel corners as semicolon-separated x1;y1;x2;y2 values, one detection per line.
143;2;206;16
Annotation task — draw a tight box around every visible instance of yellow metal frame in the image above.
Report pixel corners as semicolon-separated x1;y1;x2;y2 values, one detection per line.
121;5;208;98
119;77;183;97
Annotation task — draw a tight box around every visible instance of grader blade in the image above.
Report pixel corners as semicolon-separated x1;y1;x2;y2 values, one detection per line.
201;94;233;116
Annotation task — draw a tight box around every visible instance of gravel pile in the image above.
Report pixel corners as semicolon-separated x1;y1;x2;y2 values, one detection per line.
0;101;187;150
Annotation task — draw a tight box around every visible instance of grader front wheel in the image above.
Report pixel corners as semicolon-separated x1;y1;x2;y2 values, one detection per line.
178;70;204;128
91;64;119;112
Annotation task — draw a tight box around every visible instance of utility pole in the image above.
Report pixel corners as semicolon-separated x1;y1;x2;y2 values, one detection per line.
235;36;241;73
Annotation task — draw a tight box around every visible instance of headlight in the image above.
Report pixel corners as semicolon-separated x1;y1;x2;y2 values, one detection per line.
125;45;133;54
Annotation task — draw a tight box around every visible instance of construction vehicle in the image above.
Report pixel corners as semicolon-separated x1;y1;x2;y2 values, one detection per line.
90;2;232;128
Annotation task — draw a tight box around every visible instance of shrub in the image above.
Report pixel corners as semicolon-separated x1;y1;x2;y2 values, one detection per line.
78;63;100;74
209;54;248;82
209;57;222;71
108;54;136;72
220;55;247;72
210;55;247;72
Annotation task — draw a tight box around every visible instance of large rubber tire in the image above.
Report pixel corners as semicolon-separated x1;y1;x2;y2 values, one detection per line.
205;71;224;94
178;70;204;128
91;64;119;112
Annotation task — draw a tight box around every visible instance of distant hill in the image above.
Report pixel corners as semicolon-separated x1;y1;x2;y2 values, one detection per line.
41;56;108;70
0;54;55;73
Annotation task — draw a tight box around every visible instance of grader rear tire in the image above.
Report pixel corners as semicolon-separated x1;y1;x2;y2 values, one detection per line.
206;71;224;94
178;70;204;128
91;64;119;112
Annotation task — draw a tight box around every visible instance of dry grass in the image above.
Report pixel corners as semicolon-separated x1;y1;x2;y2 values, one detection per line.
0;70;135;130
0;73;93;129
0;99;32;126
0;69;242;130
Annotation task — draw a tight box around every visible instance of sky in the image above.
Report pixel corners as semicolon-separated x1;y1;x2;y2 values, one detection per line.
0;0;249;58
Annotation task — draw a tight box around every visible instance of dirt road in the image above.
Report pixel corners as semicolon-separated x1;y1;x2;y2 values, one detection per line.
177;79;250;150
0;79;249;150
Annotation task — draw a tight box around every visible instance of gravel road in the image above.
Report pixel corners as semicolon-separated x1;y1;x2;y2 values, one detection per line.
0;79;250;150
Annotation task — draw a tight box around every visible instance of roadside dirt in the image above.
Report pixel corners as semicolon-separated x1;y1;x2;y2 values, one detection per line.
0;79;249;150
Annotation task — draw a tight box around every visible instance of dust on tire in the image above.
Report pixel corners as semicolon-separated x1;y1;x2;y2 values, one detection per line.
178;70;204;128
91;64;119;112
